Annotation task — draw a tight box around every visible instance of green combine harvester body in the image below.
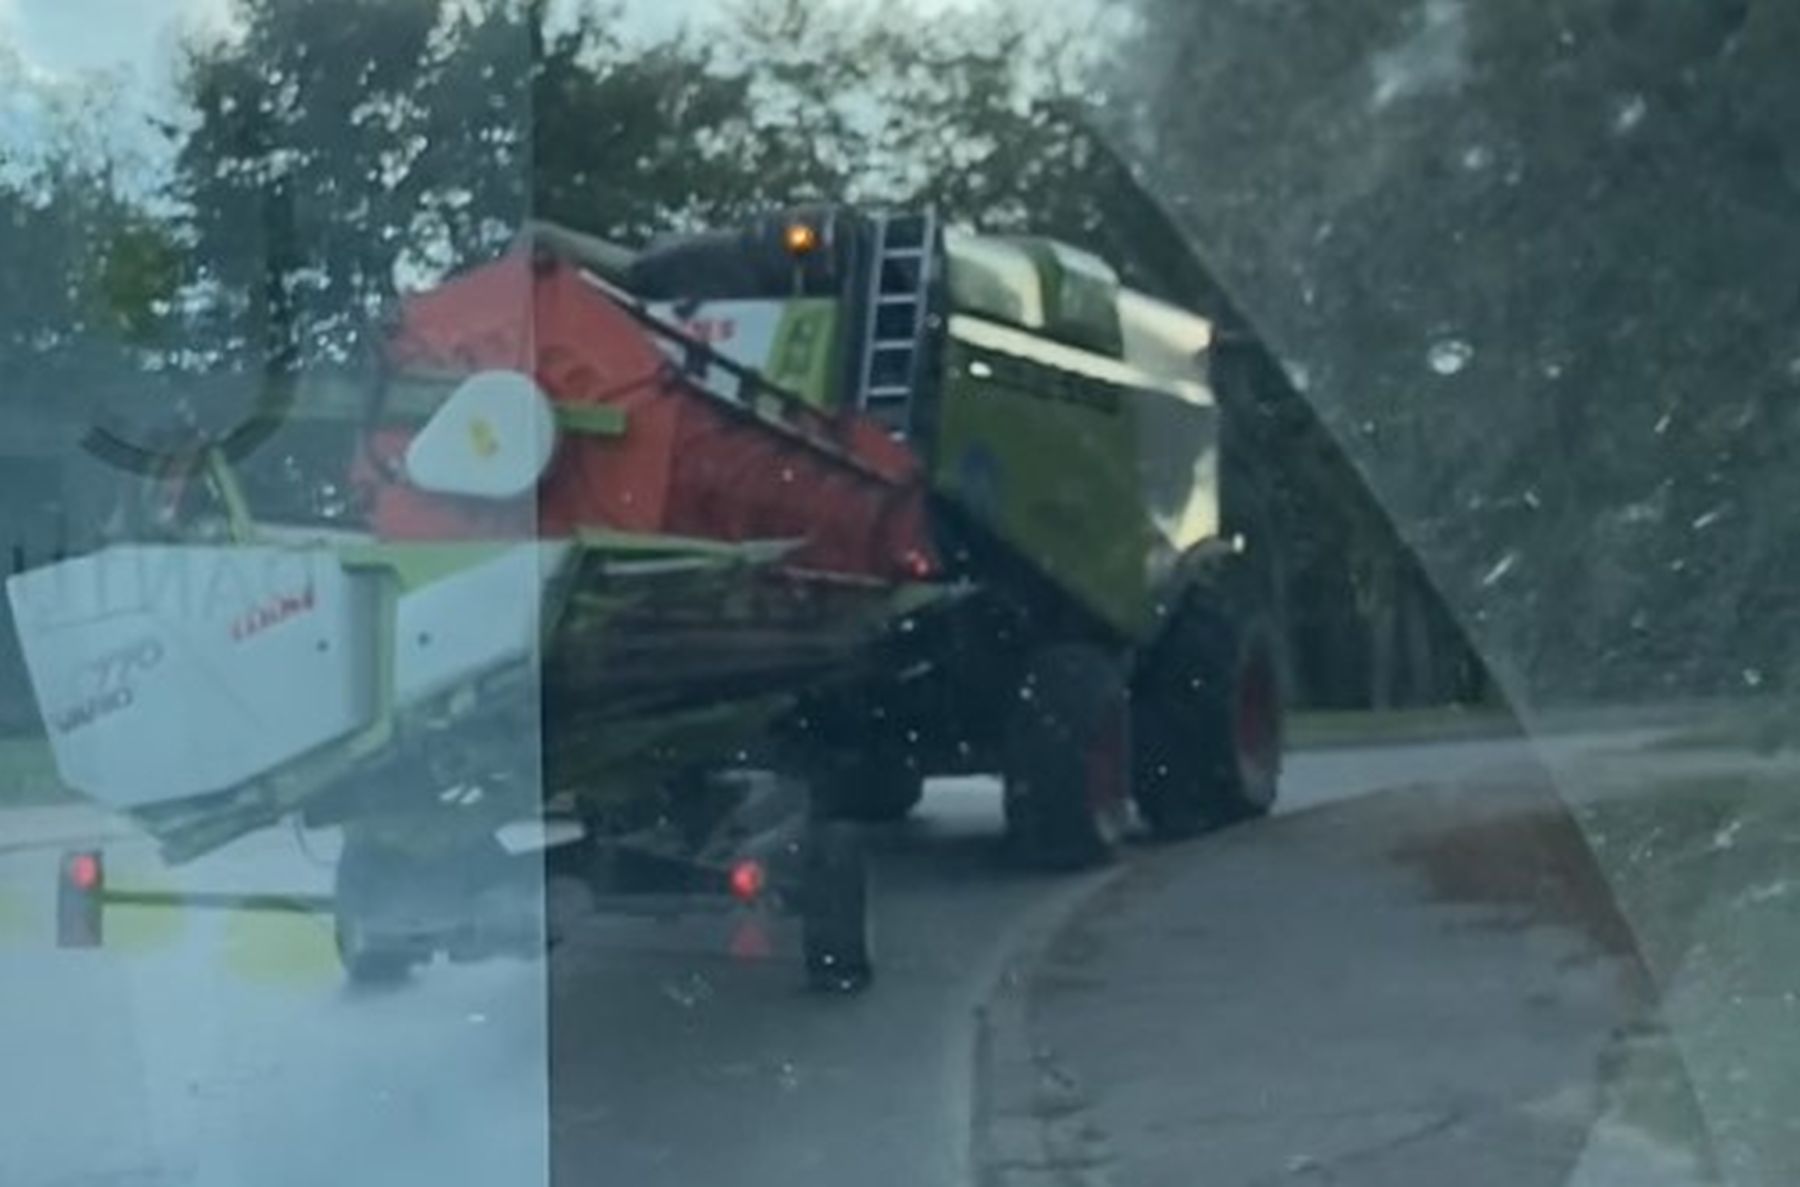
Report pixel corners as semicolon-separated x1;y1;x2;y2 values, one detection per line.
12;207;1283;990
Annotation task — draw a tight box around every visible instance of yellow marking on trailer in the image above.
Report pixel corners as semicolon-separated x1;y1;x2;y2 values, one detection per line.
469;416;500;458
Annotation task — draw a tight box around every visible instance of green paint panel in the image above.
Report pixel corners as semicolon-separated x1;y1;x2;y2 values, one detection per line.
766;300;841;408
338;541;515;593
934;332;1159;639
555;404;629;436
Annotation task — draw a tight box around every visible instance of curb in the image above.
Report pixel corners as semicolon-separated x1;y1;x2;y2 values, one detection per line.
969;863;1131;1187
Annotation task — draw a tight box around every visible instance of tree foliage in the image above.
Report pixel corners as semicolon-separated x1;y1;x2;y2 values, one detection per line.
2;0;1504;710
1103;0;1800;707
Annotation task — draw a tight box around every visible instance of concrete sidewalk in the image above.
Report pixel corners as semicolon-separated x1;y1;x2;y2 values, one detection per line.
973;764;1721;1186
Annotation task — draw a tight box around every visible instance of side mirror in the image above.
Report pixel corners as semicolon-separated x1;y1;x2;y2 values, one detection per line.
404;370;557;500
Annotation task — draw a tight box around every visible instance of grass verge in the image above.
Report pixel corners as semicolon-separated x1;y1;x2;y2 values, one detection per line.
1287;703;1520;750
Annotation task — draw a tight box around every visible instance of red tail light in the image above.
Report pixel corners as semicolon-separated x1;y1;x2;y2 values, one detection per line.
728;859;767;904
899;548;935;580
67;852;101;892
58;850;104;948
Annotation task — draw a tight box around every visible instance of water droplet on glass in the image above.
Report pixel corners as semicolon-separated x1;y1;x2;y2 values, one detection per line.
1654;410;1674;435
1428;338;1473;376
776;1060;802;1092
662;972;715;1009
1744;668;1765;688
1481;552;1519;587
1460;144;1493;172
1285;363;1312;393
1744;880;1788;905
1612;93;1647;135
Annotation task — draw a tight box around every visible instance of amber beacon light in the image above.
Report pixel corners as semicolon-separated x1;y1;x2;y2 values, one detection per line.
783;221;821;256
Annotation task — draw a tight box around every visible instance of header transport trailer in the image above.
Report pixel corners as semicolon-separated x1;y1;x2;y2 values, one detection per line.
9;207;1283;992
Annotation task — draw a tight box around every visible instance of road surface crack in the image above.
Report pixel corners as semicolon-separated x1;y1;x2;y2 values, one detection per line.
1252;1105;1468;1185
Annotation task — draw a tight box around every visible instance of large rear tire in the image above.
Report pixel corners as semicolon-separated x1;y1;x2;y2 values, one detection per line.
1132;583;1284;839
1003;644;1132;870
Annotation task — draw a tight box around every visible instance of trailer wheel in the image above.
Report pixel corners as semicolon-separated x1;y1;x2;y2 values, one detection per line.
335;912;416;987
1003;644;1132;870
801;819;873;994
333;836;424;987
1132;586;1283;838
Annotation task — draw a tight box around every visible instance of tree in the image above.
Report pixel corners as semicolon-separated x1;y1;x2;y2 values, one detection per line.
1097;0;1800;708
166;0;862;362
170;0;479;368
531;2;847;241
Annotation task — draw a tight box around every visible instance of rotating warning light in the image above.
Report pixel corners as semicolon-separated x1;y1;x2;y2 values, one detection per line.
783;222;821;256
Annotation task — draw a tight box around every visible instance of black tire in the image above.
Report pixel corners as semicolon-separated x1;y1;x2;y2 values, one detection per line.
333;834;424;987
802;819;874;993
820;759;925;824
1132;583;1284;839
1002;644;1132;870
335;913;416;987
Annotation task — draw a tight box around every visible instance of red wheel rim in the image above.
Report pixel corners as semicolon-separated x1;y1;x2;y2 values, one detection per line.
1235;647;1279;781
1085;702;1131;835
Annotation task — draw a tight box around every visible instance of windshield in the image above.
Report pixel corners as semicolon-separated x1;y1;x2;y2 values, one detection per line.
1;2;1793;1186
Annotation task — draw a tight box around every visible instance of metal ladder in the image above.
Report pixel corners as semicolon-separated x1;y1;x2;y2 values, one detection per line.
853;211;938;435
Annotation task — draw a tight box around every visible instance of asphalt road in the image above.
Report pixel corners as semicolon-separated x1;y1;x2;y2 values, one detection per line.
0;734;1627;1187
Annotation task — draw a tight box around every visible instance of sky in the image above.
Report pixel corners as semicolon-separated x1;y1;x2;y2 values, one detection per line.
0;0;233;79
0;0;1015;184
0;0;999;80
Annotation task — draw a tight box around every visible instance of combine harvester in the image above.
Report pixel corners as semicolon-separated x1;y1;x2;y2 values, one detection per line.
10;207;1284;992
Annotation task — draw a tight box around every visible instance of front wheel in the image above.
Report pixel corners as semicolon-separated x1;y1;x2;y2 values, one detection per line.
1132;587;1284;839
1003;644;1133;870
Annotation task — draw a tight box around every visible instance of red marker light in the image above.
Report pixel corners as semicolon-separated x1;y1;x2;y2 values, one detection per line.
67;852;101;892
900;548;935;580
728;859;766;903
